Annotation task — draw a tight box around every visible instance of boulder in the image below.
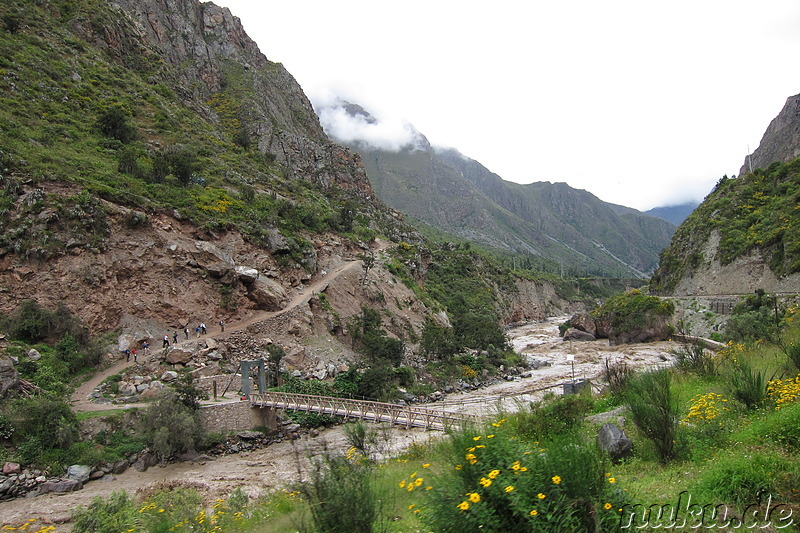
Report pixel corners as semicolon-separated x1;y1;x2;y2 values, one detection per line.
569;313;597;336
40;479;83;494
166;348;193;365
263;227;290;254
609;315;671;345
234;265;259;284
66;465;92;484
2;462;20;475
595;317;612;339
160;370;179;382
248;278;287;311
204;338;218;350
596;423;633;463
282;347;308;370
26;348;42;361
0;356;19;398
117;334;135;352
133;451;159;472
111;460;128;475
563;328;596;342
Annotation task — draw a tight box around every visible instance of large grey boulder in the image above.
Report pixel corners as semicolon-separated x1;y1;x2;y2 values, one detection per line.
40;479;83;494
166;348;193;365
569;313;597;337
248;278;287;311
0;356;19;398
234;265;259;284
563;328;596;342
66;465;92;483
596;423;633;463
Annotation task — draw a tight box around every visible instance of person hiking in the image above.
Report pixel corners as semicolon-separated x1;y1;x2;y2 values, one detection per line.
124;349;131;362
219;320;225;332
184;327;189;340
133;349;137;363
173;331;178;344
200;323;207;334
163;334;170;348
142;341;149;355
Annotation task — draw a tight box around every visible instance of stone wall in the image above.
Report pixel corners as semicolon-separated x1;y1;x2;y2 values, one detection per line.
198;401;276;433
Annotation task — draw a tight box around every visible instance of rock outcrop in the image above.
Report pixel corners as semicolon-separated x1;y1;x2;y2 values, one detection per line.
740;93;800;176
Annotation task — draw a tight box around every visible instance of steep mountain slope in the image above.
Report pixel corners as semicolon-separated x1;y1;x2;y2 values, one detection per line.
320;101;676;278
650;161;800;296
740;93;800;176
652;91;800;297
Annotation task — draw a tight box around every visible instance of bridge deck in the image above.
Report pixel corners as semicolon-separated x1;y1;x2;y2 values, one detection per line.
249;391;475;431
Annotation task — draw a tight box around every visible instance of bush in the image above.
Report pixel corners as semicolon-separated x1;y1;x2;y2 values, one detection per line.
406;423;626;533
692;450;799;506
72;491;135;533
140;391;206;461
673;342;716;376
97;103;137;144
625;369;680;464
727;360;767;410
298;454;386;533
506;393;593;441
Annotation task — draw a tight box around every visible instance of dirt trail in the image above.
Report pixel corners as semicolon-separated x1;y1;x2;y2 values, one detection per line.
68;244;380;411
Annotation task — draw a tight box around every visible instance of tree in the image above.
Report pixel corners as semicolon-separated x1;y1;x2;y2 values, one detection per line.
98;103;137;143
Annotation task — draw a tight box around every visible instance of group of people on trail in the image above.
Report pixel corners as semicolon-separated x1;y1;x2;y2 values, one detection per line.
123;318;227;363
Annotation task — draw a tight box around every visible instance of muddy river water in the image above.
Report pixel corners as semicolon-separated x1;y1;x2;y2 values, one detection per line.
0;317;677;529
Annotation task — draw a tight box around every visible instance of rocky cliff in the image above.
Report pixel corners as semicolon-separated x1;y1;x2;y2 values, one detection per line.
740;93;800;176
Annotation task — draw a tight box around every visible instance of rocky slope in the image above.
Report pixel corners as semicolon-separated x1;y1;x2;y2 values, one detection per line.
740;92;800;176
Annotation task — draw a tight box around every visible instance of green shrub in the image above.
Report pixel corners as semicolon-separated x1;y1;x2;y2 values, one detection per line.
673;342;716;376
692;450;799;506
727;360;767;410
140;391;206;461
625;369;680;464
298;454;386;533
408;424;626;533
72;491;136;533
506;393;593;441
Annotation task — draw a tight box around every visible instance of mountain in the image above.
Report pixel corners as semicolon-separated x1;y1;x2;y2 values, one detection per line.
0;0;583;340
740;93;800;176
645;202;698;226
318;101;676;278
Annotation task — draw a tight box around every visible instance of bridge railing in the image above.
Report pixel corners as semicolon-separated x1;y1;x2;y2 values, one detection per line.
249;391;476;431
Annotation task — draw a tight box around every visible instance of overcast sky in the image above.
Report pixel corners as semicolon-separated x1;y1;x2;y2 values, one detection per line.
215;0;800;211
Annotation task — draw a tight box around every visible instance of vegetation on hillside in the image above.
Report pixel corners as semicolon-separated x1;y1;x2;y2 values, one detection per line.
651;160;800;293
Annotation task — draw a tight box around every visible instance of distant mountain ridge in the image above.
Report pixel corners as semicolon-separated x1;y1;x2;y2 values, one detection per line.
318;100;676;277
645;203;698;226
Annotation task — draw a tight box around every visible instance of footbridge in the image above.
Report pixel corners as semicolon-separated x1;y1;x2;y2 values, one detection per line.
249;391;476;431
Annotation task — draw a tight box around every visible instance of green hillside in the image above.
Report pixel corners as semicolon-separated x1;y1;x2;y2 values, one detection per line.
651;160;800;294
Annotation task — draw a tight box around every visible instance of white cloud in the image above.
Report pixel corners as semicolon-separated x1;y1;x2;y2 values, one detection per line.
314;101;425;152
